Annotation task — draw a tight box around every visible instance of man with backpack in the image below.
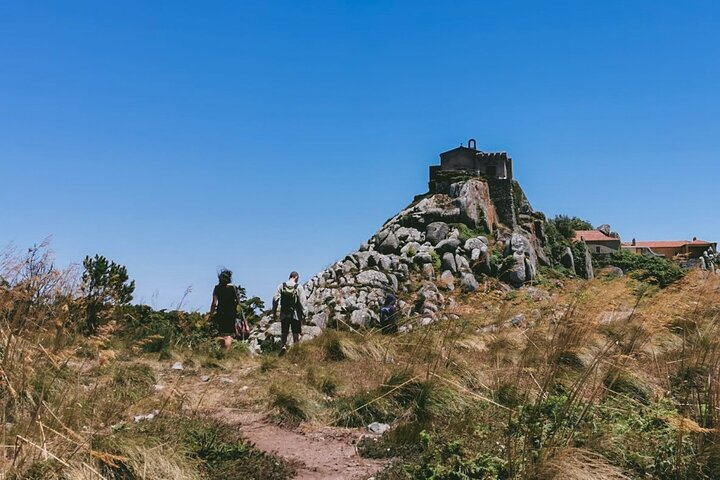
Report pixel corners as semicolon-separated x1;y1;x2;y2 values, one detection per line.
271;271;307;355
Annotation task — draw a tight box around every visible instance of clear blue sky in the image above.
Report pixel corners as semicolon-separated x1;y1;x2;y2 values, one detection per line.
1;1;718;310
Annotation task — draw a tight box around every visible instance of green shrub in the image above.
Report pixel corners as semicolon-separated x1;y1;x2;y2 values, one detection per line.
543;215;594;276
591;398;706;480
430;250;442;273
600;250;685;287
378;432;507;480
358;422;425;459
122;305;214;351
549;215;593;241
80;254;135;334
449;223;488;244
570;241;590;278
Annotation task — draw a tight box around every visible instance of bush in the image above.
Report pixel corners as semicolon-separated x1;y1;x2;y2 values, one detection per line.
550;215;593;241
377;432;507;480
122;305;214;351
430;250;442;272
543;215;594;275
449;223;488;243
80;254;135;334
600;250;684;287
570;241;590;278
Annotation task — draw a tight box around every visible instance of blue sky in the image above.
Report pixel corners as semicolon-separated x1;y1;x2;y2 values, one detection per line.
1;1;718;310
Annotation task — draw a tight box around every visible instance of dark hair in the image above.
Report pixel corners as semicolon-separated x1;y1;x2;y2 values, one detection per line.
289;271;299;280
218;269;232;285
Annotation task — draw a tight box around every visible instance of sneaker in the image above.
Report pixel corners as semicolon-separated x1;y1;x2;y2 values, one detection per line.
279;346;287;357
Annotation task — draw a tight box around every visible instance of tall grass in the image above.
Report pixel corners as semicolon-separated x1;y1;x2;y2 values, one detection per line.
0;243;292;479
349;272;720;479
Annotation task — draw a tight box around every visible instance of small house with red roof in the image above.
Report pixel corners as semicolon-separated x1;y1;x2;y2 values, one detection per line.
573;227;622;255
621;238;717;259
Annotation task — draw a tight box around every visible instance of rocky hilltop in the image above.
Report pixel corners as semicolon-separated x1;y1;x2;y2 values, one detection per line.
255;171;593;346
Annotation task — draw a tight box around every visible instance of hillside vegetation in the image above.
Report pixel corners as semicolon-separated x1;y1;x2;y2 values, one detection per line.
2;241;720;479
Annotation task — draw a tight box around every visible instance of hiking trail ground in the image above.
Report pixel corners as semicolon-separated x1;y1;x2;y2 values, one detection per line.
153;359;389;480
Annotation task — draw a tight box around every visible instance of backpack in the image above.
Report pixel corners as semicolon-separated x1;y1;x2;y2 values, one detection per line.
280;282;299;317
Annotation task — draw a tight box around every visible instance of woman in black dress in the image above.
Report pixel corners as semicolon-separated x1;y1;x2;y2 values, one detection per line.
210;269;238;351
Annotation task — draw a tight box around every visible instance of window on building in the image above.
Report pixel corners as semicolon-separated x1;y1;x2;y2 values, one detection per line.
595;246;601;253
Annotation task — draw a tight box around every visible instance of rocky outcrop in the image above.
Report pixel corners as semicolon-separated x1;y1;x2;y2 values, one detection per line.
584;244;595;280
255;176;553;348
502;232;538;287
561;247;575;272
300;178;550;328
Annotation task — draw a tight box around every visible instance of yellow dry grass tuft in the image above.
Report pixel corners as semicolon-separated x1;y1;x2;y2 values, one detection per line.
540;448;631;480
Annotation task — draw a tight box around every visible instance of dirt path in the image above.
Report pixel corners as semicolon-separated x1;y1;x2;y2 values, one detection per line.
213;409;387;480
153;362;388;479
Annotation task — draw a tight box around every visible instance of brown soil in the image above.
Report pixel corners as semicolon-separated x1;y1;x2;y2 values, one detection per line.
213;409;387;480
156;364;388;480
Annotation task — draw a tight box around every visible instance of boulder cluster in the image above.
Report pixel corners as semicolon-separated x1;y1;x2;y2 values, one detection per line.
299;178;546;331
250;176;595;351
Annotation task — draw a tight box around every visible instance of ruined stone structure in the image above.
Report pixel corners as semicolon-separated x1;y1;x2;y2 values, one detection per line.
429;138;513;188
428;140;523;228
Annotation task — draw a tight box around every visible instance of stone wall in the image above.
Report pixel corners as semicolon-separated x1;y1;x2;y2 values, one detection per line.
486;178;516;229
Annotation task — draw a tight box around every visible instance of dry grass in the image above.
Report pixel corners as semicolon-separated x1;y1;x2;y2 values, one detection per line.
4;239;720;479
539;448;631;480
0;244;291;479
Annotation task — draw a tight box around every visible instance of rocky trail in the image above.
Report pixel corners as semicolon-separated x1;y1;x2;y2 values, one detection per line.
155;362;388;480
215;409;387;480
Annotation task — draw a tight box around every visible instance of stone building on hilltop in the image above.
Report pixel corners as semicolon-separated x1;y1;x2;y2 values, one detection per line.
429;138;513;185
427;139;527;230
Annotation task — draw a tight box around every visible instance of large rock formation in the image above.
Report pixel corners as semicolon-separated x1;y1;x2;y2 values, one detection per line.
250;175;588;350
297;177;548;331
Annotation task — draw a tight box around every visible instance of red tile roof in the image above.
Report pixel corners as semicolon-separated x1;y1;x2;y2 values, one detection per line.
573;230;618;242
622;240;714;249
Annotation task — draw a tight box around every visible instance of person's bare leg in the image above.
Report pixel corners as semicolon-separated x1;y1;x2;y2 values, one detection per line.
279;331;289;355
224;336;232;351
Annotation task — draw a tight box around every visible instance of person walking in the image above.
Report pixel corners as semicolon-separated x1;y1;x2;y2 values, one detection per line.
210;269;239;351
272;271;307;355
